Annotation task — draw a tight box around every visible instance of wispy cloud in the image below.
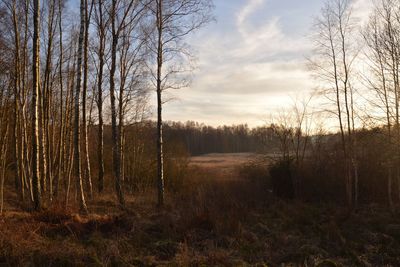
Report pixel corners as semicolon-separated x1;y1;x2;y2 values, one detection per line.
352;0;374;25
162;0;327;126
237;0;266;36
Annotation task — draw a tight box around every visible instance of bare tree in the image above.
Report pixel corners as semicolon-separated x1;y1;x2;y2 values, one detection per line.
54;0;64;199
108;0;146;207
149;0;213;207
41;0;57;200
32;0;41;210
310;0;358;208
82;0;94;199
362;0;400;209
109;0;129;207
0;92;10;215
74;0;88;213
64;33;79;207
7;0;24;201
292;95;313;197
93;0;107;193
0;46;11;213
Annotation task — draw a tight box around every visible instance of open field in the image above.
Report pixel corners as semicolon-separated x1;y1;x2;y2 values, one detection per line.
189;153;262;176
190;153;257;167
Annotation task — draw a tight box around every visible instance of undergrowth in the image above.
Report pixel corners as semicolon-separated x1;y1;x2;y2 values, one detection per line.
0;162;399;266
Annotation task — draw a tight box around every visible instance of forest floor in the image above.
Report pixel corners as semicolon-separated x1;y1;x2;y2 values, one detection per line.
0;153;400;266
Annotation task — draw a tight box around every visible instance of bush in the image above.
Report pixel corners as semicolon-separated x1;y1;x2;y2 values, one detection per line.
238;162;269;184
269;159;295;199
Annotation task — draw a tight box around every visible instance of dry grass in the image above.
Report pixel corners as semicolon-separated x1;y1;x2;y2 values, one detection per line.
190;152;256;165
0;154;399;266
189;153;262;177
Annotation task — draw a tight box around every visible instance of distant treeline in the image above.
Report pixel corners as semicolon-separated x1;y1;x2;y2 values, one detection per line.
125;121;281;156
164;121;273;155
94;121;280;156
82;121;282;192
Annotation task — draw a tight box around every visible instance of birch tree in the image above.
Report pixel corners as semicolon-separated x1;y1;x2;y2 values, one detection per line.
310;0;358;208
149;0;213;207
93;0;107;193
0;28;11;213
32;0;41;210
54;0;65;198
109;0;146;207
363;0;400;209
74;0;88;213
82;0;94;198
41;0;57;200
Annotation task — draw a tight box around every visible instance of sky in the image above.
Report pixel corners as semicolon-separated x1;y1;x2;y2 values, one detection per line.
68;0;374;127
161;0;374;127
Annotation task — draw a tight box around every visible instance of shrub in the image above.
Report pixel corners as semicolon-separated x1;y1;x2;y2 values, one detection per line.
269;159;295;199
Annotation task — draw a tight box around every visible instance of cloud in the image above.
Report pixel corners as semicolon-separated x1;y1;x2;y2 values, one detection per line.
351;0;374;25
237;0;266;37
163;92;292;127
162;0;321;127
192;60;312;95
233;0;311;60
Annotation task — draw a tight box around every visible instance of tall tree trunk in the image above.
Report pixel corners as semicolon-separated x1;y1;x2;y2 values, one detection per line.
110;0;125;208
39;82;47;195
64;41;76;206
74;0;88;214
11;0;24;201
378;33;393;209
96;0;105;193
118;60;125;184
82;0;93;198
32;0;42;211
385;15;400;204
43;0;56;201
338;8;354;209
156;0;165;207
329;17;350;208
22;0;32;201
0;118;10;214
54;0;64;198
